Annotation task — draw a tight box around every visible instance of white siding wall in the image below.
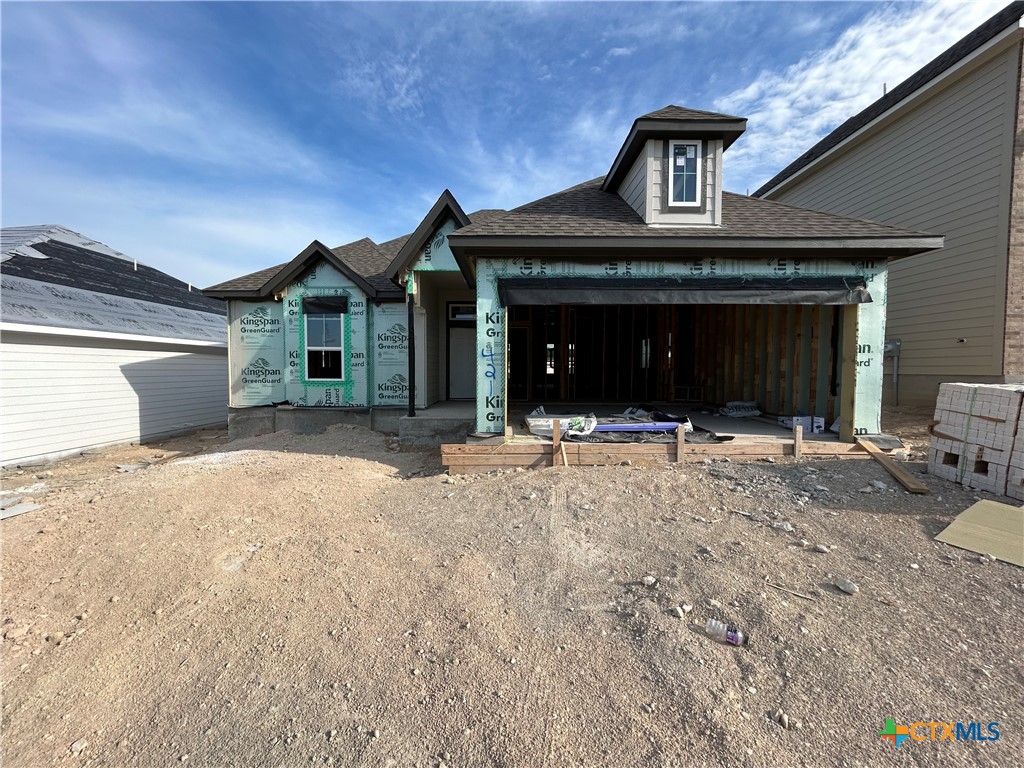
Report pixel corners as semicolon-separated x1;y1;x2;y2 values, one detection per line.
767;42;1020;379
1;333;227;466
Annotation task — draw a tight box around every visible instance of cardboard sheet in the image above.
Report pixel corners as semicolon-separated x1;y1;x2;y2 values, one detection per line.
935;500;1024;567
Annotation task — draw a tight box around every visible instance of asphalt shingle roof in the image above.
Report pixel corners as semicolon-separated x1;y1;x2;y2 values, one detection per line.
205;262;288;294
754;1;1024;197
451;178;930;240
641;105;744;121
205;209;509;296
2;228;225;315
330;237;402;297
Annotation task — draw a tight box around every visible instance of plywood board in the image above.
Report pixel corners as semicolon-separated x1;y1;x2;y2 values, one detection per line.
935;500;1024;567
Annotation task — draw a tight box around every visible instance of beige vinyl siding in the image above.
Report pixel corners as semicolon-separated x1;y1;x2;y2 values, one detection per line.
767;42;1019;378
649;139;722;226
1;333;227;466
619;149;647;219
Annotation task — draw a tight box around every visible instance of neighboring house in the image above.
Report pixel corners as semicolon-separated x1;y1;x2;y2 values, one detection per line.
205;106;942;445
755;2;1024;406
1;226;228;465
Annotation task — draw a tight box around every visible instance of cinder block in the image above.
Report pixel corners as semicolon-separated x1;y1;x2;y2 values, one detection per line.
1006;465;1024;502
958;443;1009;495
934;383;1024;421
927;446;961;482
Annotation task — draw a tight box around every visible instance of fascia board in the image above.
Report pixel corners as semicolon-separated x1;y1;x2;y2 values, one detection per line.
264;240;378;299
447;234;944;252
0;321;228;348
385;190;471;281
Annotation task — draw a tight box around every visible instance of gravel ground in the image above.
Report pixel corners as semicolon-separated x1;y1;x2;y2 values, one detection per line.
2;412;1022;767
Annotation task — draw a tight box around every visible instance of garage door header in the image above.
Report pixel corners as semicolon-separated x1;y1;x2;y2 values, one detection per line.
496;276;871;307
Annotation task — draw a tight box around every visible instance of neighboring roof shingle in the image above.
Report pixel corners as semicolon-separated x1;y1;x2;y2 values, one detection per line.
754;1;1024;197
451;178;931;240
1;228;225;315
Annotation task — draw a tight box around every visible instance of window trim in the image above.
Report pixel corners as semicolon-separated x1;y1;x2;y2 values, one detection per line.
667;139;702;209
304;312;346;382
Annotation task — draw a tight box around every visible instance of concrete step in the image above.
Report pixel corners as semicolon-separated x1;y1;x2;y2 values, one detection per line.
399;415;474;447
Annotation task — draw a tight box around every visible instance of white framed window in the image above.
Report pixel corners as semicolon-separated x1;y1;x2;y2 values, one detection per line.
668;140;701;207
303;297;348;381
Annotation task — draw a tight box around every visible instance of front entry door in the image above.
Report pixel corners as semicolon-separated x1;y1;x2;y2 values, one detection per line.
447;302;476;400
449;328;475;399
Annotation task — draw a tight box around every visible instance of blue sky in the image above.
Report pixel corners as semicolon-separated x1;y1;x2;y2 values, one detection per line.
1;0;1008;287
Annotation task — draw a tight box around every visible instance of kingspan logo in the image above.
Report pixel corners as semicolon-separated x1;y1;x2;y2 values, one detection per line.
240;306;282;333
377;323;408;350
378;373;409;395
241;357;282;383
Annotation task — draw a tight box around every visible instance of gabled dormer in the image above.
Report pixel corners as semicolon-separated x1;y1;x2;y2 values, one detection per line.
602;105;746;227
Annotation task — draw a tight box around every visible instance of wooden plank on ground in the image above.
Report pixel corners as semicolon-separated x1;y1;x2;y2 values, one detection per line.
856;438;929;494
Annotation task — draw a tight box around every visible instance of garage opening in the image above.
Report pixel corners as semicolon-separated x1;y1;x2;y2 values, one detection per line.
499;276;867;423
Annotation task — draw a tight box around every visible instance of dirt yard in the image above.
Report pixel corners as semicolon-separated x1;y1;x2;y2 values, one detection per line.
2;412;1022;767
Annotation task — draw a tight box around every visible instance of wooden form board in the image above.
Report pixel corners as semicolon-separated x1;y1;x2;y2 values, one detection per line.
442;434;875;473
935;500;1024;567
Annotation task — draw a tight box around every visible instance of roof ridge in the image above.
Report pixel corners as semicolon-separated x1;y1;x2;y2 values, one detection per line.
642;104;745;121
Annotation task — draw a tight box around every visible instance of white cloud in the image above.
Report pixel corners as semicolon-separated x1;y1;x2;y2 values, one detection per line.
333;53;429;118
453;104;629;210
607;46;636;57
19;87;328;181
4;5;331;182
714;0;1008;194
1;160;369;288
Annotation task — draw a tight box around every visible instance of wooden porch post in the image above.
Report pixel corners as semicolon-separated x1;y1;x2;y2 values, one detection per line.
839;304;858;443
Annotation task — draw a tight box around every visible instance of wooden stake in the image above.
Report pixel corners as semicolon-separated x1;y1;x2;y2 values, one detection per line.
552;419;561;467
676;424;685;463
560;442;569;468
793;424;803;459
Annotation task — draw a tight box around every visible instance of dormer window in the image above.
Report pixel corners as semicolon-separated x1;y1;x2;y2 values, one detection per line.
669;140;701;207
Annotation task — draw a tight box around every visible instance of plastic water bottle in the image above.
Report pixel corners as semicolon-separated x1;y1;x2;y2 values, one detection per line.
706;618;750;647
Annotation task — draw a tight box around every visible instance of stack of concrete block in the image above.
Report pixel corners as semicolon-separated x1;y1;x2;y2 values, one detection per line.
928;383;1024;497
1009;404;1024;501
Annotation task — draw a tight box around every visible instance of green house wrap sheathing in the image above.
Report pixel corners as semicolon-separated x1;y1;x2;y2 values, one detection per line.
227;261;409;409
474;255;887;435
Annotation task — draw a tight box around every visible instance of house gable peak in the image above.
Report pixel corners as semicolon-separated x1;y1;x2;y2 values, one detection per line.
603;105;746;227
